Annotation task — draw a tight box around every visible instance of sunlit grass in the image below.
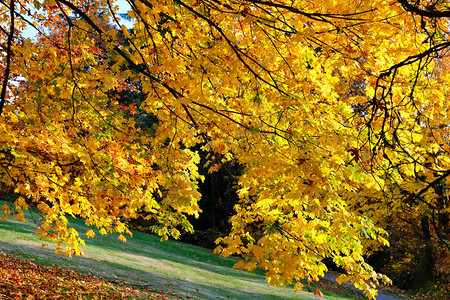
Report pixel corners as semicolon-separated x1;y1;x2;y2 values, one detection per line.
0;203;354;299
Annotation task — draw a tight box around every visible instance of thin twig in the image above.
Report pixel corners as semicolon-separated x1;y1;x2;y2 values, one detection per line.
0;0;15;116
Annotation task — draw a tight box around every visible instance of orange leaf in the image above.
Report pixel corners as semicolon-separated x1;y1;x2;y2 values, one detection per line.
314;289;324;297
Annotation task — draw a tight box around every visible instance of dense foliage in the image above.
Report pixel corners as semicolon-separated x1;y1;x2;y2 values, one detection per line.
1;0;449;298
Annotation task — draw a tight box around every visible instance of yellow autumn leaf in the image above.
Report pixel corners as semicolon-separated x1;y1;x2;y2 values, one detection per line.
336;274;349;284
1;0;449;297
55;247;63;255
233;260;245;269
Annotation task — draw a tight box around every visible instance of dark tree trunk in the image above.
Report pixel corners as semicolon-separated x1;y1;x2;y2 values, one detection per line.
420;215;435;282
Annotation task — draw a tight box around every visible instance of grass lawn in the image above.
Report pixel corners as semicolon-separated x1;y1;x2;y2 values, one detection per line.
0;205;363;299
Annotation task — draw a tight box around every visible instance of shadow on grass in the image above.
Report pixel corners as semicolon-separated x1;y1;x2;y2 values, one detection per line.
0;208;345;299
1;216;267;282
84;234;267;282
0;241;322;300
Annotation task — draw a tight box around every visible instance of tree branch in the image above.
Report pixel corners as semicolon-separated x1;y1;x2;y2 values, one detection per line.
0;0;15;116
398;0;450;18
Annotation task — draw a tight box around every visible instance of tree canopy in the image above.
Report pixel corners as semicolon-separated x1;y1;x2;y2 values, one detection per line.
1;0;449;298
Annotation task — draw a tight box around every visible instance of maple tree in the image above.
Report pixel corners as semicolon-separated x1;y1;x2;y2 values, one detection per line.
1;0;450;298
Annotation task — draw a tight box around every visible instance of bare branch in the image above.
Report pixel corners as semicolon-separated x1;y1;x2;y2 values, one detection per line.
0;0;14;116
398;0;450;18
